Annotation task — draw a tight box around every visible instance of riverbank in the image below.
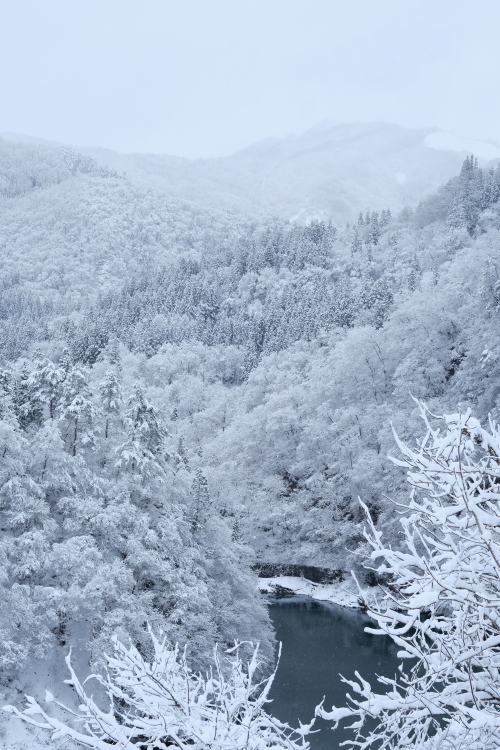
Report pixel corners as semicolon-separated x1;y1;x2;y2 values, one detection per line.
258;575;365;608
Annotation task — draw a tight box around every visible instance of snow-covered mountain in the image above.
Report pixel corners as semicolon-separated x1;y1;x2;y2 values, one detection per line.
17;122;498;224
5;121;500;747
4;122;499;225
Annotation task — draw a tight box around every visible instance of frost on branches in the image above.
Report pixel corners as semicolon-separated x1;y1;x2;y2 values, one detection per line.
3;628;311;750
318;402;500;750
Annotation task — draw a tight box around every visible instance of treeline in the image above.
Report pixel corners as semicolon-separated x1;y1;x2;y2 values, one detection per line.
68;220;394;369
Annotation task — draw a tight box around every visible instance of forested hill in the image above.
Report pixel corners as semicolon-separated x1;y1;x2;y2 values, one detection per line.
7;122;500;224
80;122;500;223
2;137;500;730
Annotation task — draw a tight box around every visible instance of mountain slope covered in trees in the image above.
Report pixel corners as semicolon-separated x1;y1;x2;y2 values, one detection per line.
2;137;500;746
7;122;498;224
82;122;500;223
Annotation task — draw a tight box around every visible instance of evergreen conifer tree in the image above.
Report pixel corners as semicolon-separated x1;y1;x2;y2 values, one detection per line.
190;469;211;532
117;383;169;479
98;369;123;440
59;365;97;456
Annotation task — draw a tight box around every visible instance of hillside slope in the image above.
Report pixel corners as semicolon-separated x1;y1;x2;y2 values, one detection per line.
77;122;500;223
6;122;499;224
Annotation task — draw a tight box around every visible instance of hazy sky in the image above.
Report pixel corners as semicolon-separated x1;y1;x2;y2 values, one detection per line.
1;0;500;158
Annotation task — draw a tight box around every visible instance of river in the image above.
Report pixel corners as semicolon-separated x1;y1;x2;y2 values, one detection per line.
267;596;401;750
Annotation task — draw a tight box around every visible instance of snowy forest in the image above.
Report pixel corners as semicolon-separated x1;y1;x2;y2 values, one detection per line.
3;134;500;748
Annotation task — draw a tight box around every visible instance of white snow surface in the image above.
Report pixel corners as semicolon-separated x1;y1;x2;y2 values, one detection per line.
407;591;439;609
1;630;94;749
258;576;365;608
1;719;78;750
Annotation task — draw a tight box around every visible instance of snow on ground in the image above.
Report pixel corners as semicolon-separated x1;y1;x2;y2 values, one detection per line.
0;719;78;750
258;575;365;608
1;628;95;750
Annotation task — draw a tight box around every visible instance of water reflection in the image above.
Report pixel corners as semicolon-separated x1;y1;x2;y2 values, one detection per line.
267;597;400;750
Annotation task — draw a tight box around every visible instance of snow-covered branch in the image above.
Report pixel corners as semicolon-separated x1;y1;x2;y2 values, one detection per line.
4;628;311;750
318;403;500;750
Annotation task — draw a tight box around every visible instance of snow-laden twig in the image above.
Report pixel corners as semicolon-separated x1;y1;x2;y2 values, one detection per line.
4;627;311;749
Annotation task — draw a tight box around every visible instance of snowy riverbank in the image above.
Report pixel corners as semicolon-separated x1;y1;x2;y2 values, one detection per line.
258;575;370;609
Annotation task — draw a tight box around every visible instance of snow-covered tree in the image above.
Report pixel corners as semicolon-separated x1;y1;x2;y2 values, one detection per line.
12;362;43;430
368;212;380;245
4;630;310;750
190;468;211;532
98;367;123;440
58;364;97;455
28;353;65;420
116;382;169;479
319;403;500;750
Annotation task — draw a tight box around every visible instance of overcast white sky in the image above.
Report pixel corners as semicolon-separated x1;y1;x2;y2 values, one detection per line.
1;0;500;158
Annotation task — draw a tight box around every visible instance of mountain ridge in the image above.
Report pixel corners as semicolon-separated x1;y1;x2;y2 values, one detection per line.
3;122;499;224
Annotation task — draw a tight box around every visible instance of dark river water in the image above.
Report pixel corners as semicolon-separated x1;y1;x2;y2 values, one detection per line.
267;596;401;750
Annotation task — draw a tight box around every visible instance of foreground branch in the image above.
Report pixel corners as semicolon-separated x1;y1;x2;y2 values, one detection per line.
4;628;312;750
317;404;500;750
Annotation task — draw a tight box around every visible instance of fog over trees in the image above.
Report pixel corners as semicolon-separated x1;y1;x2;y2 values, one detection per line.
2;131;500;748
